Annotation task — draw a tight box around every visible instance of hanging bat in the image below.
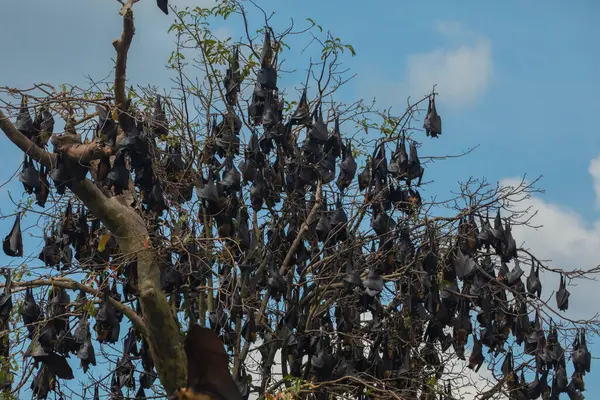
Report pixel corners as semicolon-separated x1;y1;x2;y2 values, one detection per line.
3;213;23;257
556;274;570;311
423;95;442;138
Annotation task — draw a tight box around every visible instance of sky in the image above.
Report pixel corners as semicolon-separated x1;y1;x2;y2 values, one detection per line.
0;0;599;398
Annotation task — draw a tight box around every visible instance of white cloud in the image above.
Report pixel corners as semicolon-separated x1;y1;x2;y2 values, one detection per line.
588;155;600;208
434;21;464;37
359;21;493;111
404;22;493;110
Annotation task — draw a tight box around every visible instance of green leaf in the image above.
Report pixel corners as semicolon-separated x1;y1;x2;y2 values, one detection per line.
345;44;356;56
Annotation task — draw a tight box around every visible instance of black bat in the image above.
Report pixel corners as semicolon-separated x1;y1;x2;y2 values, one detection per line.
157;0;168;14
107;150;131;195
15;96;33;138
423;95;442;138
3;212;23;257
526;257;542;297
556;274;570;311
19;155;41;194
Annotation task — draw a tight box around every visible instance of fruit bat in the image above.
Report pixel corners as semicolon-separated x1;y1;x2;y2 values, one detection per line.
267;261;286;301
343;261;363;292
136;386;147;399
48;287;70;335
75;320;96;371
291;89;310;126
249;177;265;212
32;107;54;147
556;274;570;311
39;230;60;268
107;151;131;195
249;90;266;125
157;0;168;14
452;247;476;280
3;213;23;257
164;146;185;176
388;135;409;179
372;145;388;183
94;289;119;343
15;96;33;139
371;211;396;237
220;157;241;193
34;165;50;207
144;180;166;214
152;96;169;137
357;159;371;191
569;370;585;392
241;315;257;343
362;270;383;297
572;328;591;374
122;327;139;357
453;298;472;345
311;338;335;380
524;312;542;356
0;276;12;330
317;152;336;184
315;211;331;243
24;340;74;380
262;98;279;132
407;142;424;186
337;140;357;192
259;29;273;66
308;107;328;143
501;219;518;262
114;355;135;389
526;258;542;297
331;200;349;241
490;209;506;246
180;325;242;400
501;349;515;381
19;155;41;194
423;95;442;138
507;259;524;286
21;287;41;334
323;115;343;157
477;212;494;249
224;46;241;106
556;362;568;391
468;333;484;372
526;371;548;400
49;153;71;195
566;384;585;400
31;365;54;399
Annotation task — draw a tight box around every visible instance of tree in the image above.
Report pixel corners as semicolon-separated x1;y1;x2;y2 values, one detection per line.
0;1;596;399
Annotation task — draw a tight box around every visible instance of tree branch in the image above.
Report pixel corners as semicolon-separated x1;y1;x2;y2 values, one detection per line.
50;136;113;164
279;182;322;276
6;278;147;336
113;6;135;109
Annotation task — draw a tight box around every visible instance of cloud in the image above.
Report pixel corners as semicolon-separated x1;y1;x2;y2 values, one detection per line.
588;155;600;208
360;21;492;112
404;22;493;110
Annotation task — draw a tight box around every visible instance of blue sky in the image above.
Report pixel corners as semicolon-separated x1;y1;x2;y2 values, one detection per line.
1;0;599;398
